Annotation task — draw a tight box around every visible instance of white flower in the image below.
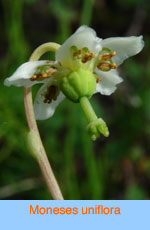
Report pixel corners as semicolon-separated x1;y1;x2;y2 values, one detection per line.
4;25;144;120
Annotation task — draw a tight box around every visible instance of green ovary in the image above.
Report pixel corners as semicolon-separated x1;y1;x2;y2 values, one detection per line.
60;68;96;102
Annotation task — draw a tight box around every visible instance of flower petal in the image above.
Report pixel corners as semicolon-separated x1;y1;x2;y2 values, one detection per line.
101;36;144;65
95;69;123;95
34;79;65;120
4;61;49;87
56;25;102;68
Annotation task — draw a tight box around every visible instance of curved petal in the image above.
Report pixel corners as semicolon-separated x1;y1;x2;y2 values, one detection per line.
56;25;102;68
34;79;65;120
4;61;49;87
95;69;123;95
101;36;144;66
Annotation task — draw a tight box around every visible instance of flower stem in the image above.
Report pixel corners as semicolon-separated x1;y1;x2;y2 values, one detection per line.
29;42;60;61
24;42;64;200
80;96;97;122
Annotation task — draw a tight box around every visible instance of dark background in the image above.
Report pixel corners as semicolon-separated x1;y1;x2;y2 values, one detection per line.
0;0;150;200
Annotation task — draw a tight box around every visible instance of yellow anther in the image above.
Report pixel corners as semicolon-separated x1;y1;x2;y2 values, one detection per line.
111;63;117;69
82;52;94;63
97;62;111;71
111;51;116;57
97;62;117;71
99;51;116;61
96;77;102;83
73;49;82;57
30;75;37;81
99;54;111;61
42;73;48;78
30;68;56;81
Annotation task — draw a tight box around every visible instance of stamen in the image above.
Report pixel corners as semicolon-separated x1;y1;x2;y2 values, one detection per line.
97;62;118;71
30;68;56;81
44;85;59;104
97;63;111;71
73;49;82;57
30;75;37;80
111;51;116;57
97;49;117;72
97;62;117;71
82;52;94;63
96;77;102;83
99;51;116;61
110;63;117;69
71;46;95;63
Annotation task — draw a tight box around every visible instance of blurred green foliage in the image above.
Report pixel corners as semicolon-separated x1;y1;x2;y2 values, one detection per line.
0;0;149;200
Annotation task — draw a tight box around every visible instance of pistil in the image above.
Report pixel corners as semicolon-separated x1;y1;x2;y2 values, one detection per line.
80;96;97;123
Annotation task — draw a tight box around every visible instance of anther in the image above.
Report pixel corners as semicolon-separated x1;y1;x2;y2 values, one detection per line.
44;85;59;104
99;51;116;61
111;63;117;69
30;75;37;81
82;52;94;63
97;63;111;71
97;62;117;71
30;68;56;81
42;73;48;78
96;77;102;83
73;49;82;57
111;51;116;57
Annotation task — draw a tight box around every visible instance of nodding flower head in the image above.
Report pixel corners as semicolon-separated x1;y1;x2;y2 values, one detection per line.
4;25;144;140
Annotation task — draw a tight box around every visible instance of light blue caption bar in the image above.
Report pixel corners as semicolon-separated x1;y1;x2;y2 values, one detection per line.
0;200;149;230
